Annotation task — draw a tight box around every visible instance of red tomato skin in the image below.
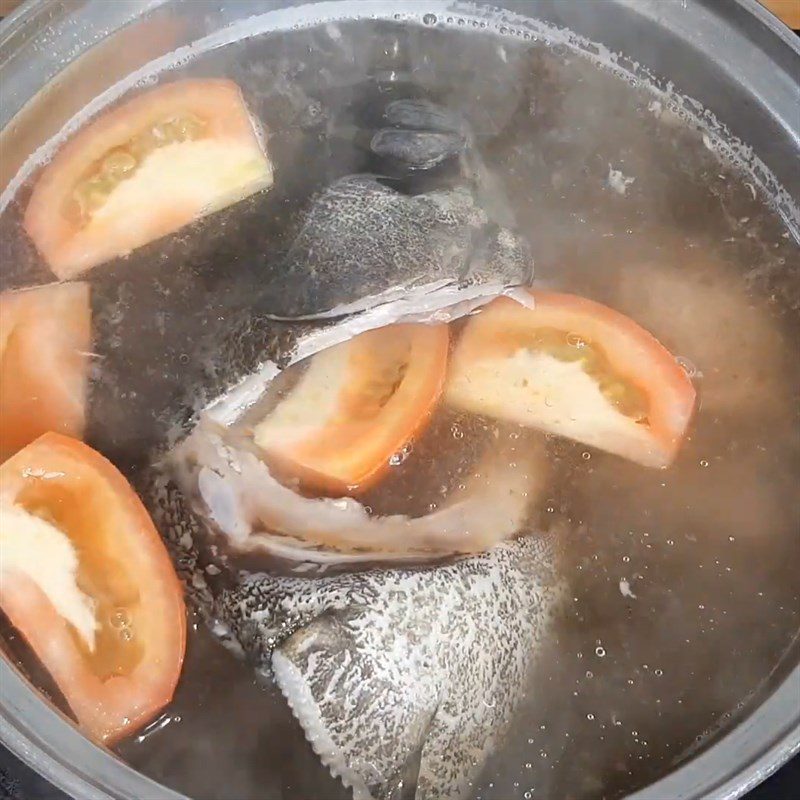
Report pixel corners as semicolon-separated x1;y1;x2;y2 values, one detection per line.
24;79;271;279
447;291;697;467
0;433;186;745
0;282;91;462
258;324;450;495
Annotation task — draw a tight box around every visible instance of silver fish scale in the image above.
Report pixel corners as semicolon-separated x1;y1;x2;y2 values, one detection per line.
215;534;562;800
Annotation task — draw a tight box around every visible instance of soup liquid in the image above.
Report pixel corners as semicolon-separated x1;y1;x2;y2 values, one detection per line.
1;14;798;800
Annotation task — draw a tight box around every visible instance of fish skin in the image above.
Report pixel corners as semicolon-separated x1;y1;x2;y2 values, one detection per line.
210;534;562;800
382;99;466;134
370;129;466;170
143;471;216;611
143;449;561;800
263;175;531;318
371;97;468;171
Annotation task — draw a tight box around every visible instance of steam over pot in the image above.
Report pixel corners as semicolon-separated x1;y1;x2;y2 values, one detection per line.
0;1;797;799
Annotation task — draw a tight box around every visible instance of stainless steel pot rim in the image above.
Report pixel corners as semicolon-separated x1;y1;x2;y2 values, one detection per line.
2;655;798;800
0;1;798;799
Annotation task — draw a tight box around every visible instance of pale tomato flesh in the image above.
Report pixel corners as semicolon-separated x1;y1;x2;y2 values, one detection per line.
24;79;273;279
0;433;186;744
0;283;91;463
446;291;696;467
253;323;449;494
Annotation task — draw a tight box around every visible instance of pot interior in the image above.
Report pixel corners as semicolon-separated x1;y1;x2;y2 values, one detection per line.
0;3;798;800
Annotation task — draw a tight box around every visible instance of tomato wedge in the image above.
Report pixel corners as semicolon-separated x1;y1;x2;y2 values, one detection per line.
446;291;696;467
0;433;186;745
0;283;91;462
24;79;273;279
253;323;449;494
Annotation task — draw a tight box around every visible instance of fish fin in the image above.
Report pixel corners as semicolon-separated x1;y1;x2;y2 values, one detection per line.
273;610;440;800
273;646;375;800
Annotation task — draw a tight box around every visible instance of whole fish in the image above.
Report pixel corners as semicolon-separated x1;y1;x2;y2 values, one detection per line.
127;105;555;799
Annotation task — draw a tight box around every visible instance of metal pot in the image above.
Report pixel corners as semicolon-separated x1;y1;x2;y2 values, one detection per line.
0;2;797;799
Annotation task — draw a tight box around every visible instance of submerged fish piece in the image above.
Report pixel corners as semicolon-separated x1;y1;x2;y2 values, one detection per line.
147;470;563;797
610;257;788;417
264;174;532;319
213;533;563;800
371;99;467;171
171;423;545;562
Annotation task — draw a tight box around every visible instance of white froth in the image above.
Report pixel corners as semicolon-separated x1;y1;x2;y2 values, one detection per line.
607;164;636;196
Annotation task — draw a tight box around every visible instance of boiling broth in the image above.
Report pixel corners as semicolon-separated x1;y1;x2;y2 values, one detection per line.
1;11;798;800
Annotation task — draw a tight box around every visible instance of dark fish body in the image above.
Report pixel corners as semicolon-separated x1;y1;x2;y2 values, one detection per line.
266;174;531;318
